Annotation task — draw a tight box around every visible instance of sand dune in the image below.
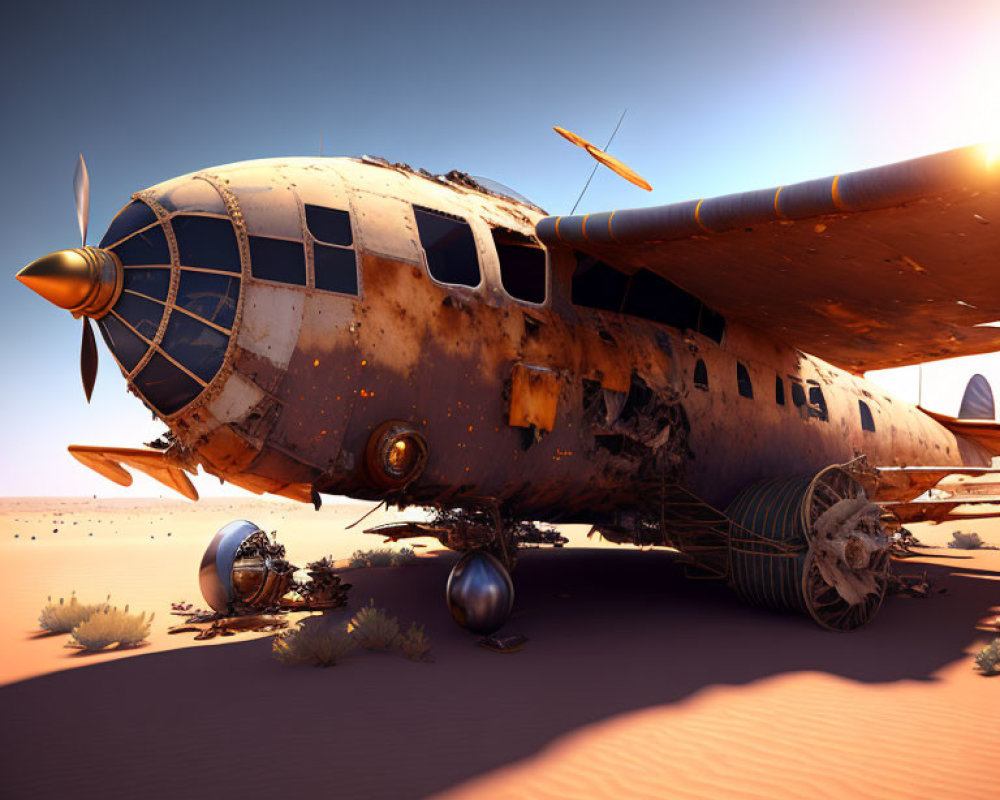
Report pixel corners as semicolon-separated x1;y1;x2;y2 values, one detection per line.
0;497;997;799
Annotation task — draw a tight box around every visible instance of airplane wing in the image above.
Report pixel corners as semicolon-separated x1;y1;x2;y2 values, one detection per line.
68;445;199;501
537;143;1000;372
883;498;1000;524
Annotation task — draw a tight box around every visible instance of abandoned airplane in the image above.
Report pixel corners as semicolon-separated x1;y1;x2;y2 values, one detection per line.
16;139;1000;632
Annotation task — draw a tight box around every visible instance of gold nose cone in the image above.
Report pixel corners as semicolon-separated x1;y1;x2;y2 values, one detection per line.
16;247;122;317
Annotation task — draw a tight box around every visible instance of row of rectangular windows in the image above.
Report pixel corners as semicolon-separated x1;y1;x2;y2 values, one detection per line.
694;358;876;431
571;253;726;345
105;200;548;304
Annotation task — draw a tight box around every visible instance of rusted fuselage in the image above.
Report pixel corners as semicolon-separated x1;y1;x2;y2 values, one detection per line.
92;157;987;518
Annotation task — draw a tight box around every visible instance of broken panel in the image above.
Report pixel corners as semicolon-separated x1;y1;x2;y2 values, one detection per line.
509;363;560;432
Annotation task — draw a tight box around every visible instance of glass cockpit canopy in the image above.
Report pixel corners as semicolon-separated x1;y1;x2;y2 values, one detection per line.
469;176;545;212
96;199;240;416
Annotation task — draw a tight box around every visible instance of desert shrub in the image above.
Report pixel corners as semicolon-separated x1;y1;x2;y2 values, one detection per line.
399;622;432;662
273;615;356;667
975;638;1000;676
348;600;400;649
948;530;985;549
348;546;416;569
70;605;153;651
38;592;109;634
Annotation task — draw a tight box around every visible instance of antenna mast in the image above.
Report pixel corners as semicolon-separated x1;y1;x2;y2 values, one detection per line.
570;108;628;215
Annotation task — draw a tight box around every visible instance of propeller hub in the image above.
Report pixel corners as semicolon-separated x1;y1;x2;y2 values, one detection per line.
16;246;122;318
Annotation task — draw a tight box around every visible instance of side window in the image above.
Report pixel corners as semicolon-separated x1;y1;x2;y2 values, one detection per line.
859;399;876;432
249;236;306;286
736;362;753;398
571;253;628;311
570;254;726;343
492;227;546;304
305;204;358;295
694;359;709;390
413;205;481;288
808;383;829;421
790;380;807;416
775;375;785;405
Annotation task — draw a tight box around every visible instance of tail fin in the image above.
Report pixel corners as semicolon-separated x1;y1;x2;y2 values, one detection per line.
958;373;994;420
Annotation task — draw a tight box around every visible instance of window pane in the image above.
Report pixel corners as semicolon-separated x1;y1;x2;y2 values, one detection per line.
808;385;829;421
97;314;148;373
249;236;306;285
100;202;158;248
859;400;876;432
134;352;203;416
698;306;727;344
305;204;353;246
160;313;228;383
572;253;628;311
314;244;358;295
111;225;170;266
176;270;240;329
172;216;241;272
414;206;480;287
791;382;807;408
113;292;164;340
775;376;785;405
495;234;546;304
737;363;753;398
122;267;170;301
694;359;709;390
622;269;700;331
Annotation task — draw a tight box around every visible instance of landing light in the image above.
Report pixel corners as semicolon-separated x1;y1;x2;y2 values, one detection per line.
364;421;428;489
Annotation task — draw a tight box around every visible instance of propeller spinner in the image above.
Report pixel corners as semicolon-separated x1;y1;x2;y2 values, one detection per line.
15;155;121;402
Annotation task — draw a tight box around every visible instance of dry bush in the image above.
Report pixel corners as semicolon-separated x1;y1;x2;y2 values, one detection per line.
948;530;986;549
348;546;416;569
349;600;400;649
399;622;432;662
273;615;356;667
38;592;109;634
70;605;153;651
975;638;1000;676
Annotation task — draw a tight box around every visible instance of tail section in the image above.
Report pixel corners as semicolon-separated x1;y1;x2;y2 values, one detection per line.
958;373;995;420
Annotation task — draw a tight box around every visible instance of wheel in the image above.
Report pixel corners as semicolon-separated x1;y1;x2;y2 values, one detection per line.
198;520;292;613
800;465;890;631
801;544;889;631
726;464;890;630
446;550;514;635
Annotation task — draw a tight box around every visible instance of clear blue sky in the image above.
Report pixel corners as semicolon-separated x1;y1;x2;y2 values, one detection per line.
3;0;999;497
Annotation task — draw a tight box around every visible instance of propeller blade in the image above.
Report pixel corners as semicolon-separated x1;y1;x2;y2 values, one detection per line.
584;143;652;191
81;316;98;403
553;125;652;192
73;154;90;246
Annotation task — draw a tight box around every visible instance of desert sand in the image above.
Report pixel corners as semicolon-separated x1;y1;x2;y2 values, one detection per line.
0;496;997;800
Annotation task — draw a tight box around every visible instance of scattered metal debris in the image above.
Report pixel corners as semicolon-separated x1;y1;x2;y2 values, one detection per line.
168;601;289;639
888;527;923;558
811;497;888;606
479;633;528;654
887;571;934;598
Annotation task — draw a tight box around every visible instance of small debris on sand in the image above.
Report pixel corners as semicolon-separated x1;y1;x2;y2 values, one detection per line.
888;571;936;598
479;634;528;653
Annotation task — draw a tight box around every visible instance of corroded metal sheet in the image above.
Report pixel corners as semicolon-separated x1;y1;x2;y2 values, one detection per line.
538;143;1000;372
509;363;560;431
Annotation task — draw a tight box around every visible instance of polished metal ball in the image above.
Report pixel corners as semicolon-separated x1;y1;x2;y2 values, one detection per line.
198;520;263;613
446;550;514;635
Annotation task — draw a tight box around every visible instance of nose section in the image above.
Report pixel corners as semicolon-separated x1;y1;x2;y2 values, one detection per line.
16;246;122;317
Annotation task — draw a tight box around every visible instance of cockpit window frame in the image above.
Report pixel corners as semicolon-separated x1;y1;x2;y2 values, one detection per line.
490;225;549;307
97;204;246;420
412;204;484;292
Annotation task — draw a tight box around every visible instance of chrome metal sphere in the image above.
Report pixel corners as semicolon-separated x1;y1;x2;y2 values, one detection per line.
446;550;514;635
198;520;263;613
